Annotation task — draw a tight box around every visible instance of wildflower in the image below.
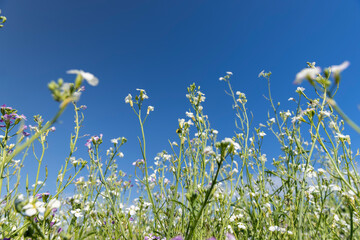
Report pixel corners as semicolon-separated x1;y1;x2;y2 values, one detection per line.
67;69;99;86
70;209;83;218
171;237;184;240
259;154;267;163
295;87;305;93
258;132;266;137
219;77;225;81
48;199;61;210
329;184;341;192
32;181;44;188
147;106;154;114
294;67;321;84
204;146;215;156
269;226;279;232
238;222;246;230
111;138;118;144
136;88;149;100
330;61;350;75
226;233;236;240
22;199;45;217
226;71;233;75
221;138;241;151
335;133;351;144
125;94;133;107
185;111;194;119
320;110;331;117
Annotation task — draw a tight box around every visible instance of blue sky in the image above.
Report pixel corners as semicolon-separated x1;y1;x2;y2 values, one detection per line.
1;0;360;193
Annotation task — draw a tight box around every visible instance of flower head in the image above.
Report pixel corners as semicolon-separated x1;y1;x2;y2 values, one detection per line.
294;67;321;84
330;61;350;75
67;70;99;86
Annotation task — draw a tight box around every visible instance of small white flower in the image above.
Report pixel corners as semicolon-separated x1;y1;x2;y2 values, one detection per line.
125;94;132;103
23;200;45;217
258;132;266;137
32;181;44;188
294;67;321;84
48;199;61;210
147;106;154;114
320;110;331;117
296;87;305;93
269;226;278;232
23;204;37;217
204;146;215;156
329;184;341;192
111;138;118;144
67;70;99;86
226;71;233;75
71;209;83;218
259;154;267;163
185;111;194;119
219;77;225;81
330;61;350;75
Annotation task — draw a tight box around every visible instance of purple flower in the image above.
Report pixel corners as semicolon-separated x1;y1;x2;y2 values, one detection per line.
57;228;62;233
171;236;184;240
226;233;236;240
207;238;216;240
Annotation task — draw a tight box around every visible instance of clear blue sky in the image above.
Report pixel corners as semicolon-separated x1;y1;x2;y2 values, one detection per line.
1;0;360;193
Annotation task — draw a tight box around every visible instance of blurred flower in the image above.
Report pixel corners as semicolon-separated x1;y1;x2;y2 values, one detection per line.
67;70;99;86
294;67;321;84
330;61;350;75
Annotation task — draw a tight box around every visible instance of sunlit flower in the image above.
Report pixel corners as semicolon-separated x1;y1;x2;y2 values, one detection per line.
70;208;83;218
23;199;45;217
294;67;321;84
67;70;99;86
330;61;350;75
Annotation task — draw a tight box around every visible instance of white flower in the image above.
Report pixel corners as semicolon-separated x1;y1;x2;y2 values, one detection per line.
329;184;341;192
258;132;266;137
32;181;44;188
296;87;305;93
320;110;331;117
269;226;278;232
185;111;194;118
259;154;267;163
147;106;154;114
23;204;37;217
219;77;225;81
23;200;45;217
125;94;132;103
226;71;233;75
48;199;61;210
111;138;118;144
330;61;350;75
294;67;321;84
203;146;215;156
70;209;83;218
67;70;99;86
222;138;241;151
